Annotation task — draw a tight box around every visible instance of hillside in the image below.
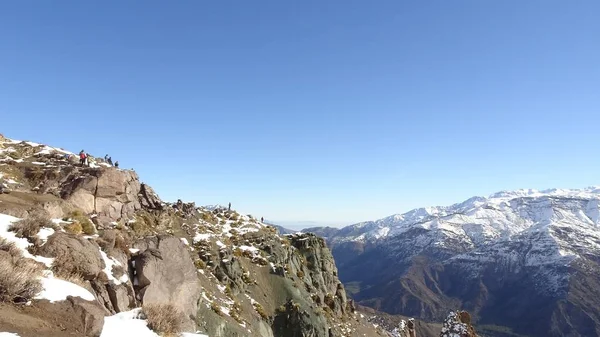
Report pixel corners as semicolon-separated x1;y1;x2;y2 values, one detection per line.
307;189;600;336
0;134;389;337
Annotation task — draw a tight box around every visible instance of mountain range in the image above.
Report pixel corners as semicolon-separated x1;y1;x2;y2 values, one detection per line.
305;188;600;336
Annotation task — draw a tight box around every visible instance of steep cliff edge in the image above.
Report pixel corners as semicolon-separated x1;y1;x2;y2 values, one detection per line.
0;134;386;337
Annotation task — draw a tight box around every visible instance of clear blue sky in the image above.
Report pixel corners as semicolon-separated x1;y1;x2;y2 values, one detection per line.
1;1;599;225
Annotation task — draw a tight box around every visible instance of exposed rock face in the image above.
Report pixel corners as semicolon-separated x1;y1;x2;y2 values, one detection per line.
133;235;202;331
272;299;329;337
60;169;144;221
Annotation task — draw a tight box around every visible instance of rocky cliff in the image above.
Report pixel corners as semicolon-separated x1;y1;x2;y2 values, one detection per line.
0;134;387;337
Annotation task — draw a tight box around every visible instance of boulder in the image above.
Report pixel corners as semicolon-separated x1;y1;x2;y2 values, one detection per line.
139;183;162;210
133;235;201;331
65;296;108;337
40;232;105;280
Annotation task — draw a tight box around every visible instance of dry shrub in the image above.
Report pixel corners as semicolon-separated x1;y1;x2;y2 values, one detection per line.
210;301;223;316
50;250;84;281
254;302;269;320
9;210;54;241
66;211;95;235
54;270;86;288
0;238;43;302
0;237;22;257
142;303;182;335
64;222;83;234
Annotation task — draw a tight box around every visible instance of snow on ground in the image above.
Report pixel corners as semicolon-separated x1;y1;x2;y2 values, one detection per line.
100;309;208;337
99;249;129;284
0;333;20;337
37;227;55;244
35;273;95;302
181;237;190;246
238;245;258;253
100;309;158;337
0;213;96;302
194;233;213;242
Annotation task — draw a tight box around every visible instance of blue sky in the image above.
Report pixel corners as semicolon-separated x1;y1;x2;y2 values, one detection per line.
1;1;599;225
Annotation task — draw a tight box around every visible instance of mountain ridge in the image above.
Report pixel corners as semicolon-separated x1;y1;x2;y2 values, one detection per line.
305;187;600;336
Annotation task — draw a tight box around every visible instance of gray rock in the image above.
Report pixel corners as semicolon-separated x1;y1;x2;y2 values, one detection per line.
133;235;201;332
65;296;109;337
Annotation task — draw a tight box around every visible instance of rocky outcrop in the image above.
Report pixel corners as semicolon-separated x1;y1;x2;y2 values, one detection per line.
60;169;144;222
440;311;477;337
132;235;202;331
272;299;329;337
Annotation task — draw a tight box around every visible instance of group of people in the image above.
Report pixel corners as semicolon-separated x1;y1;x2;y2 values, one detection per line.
75;150;119;168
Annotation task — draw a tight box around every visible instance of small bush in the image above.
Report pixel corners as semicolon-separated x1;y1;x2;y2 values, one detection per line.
296;270;305;278
230;301;243;323
142;304;182;335
64;222;83;235
0;246;43;302
54;270;86;288
324;293;335;310
194;259;206;269
254;302;269;320
66;211;95;235
211;301;223;316
0;237;21;258
9;210;54;240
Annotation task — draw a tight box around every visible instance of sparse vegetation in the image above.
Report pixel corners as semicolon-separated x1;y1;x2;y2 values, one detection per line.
64;221;83;234
296;270;305;278
0;238;43;303
194;259;206;269
9;210;54;241
233;248;243;257
64;210;95;235
254;302;269;320
324;293;335;310
241;271;255;284
231;301;243;323
0;237;22;257
142;303;182;336
211;301;224;316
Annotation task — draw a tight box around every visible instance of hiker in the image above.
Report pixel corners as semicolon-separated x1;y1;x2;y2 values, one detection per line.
261;217;264;223
104;154;109;162
79;150;87;166
107;157;113;166
114;161;119;168
228;202;231;211
85;153;91;166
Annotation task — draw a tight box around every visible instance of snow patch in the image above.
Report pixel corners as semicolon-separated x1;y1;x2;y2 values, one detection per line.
35;274;95;303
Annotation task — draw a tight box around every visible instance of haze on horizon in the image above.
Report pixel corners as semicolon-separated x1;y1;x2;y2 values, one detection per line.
1;1;599;224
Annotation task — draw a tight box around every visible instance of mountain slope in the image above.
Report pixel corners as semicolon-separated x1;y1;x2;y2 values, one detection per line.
308;189;600;336
0;134;386;337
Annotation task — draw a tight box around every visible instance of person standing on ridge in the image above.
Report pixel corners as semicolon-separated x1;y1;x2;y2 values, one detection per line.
79;150;87;167
107;157;113;166
228;202;231;211
114;161;119;168
104;154;109;162
261;217;264;223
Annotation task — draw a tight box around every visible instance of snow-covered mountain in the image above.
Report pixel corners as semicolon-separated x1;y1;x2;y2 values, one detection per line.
309;188;600;337
331;187;600;247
